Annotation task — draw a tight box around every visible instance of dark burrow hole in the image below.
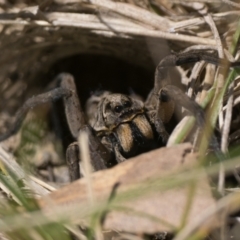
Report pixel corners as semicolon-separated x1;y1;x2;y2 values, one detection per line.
46;54;155;102
44;54;155;151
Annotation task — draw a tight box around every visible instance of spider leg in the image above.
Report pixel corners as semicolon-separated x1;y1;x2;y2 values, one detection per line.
146;90;172;144
161;85;205;126
0;82;71;141
65;128;108;182
66;142;81;181
81;125;109;171
146;104;169;144
59;74;109;173
154;49;240;90
114;145;127;163
0;73;109;180
161;85;223;158
153;50;228;152
154;50;229;125
58;73;85;139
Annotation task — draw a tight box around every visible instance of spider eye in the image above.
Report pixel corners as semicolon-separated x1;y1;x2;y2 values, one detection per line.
123;101;131;108
114;105;123;113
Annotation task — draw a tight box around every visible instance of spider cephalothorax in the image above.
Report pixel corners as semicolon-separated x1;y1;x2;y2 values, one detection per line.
0;50;239;181
91;93;162;161
93;93;144;131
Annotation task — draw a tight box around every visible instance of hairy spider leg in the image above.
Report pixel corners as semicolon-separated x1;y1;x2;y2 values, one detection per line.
153;50;240;158
154;49;240;127
59;74;109;176
0;73;109;181
66;142;81;181
59;73;86;138
0;84;71;141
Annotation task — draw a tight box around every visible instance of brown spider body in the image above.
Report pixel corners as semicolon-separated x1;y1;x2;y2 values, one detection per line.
0;50;238;181
113;114;158;157
87;93;163;161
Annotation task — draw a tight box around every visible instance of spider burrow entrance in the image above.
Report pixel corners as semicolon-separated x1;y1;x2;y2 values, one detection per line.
1;50;239;183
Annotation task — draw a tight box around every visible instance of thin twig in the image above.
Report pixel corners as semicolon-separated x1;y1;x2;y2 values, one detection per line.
204;14;224;58
78;131;94;205
223;95;240;110
199;64;216;103
30;176;56;192
0;17;217;46
221;0;240;8
0;145;50;196
170;11;240;32
187;61;206;98
88;0;171;29
174;192;240;240
221;81;234;153
203;13;226;196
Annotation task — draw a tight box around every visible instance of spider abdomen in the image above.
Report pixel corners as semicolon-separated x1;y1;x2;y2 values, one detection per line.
115;123;133;153
115;114;155;157
133;115;153;140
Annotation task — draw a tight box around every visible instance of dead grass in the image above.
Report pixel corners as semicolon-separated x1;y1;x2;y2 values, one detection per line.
0;0;240;240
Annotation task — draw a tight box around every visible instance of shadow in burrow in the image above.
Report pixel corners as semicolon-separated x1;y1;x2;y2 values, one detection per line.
42;54;156;152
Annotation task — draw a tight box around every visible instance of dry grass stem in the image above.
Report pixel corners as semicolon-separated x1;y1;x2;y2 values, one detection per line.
174;192;240;240
221;0;240;8
187;61;205;99
199;64;216;104
204;14;224;58
221;81;234;153
170;0;240;6
78;131;95;205
0;17;217;46
65;224;88;240
0;145;49;197
29;176;57;192
84;0;171;29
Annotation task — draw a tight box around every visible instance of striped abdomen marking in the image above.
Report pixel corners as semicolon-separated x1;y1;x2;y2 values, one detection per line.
133;114;153;140
116;123;133;153
115;114;154;154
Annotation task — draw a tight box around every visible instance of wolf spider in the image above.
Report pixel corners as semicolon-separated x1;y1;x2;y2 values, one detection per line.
0;50;239;181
